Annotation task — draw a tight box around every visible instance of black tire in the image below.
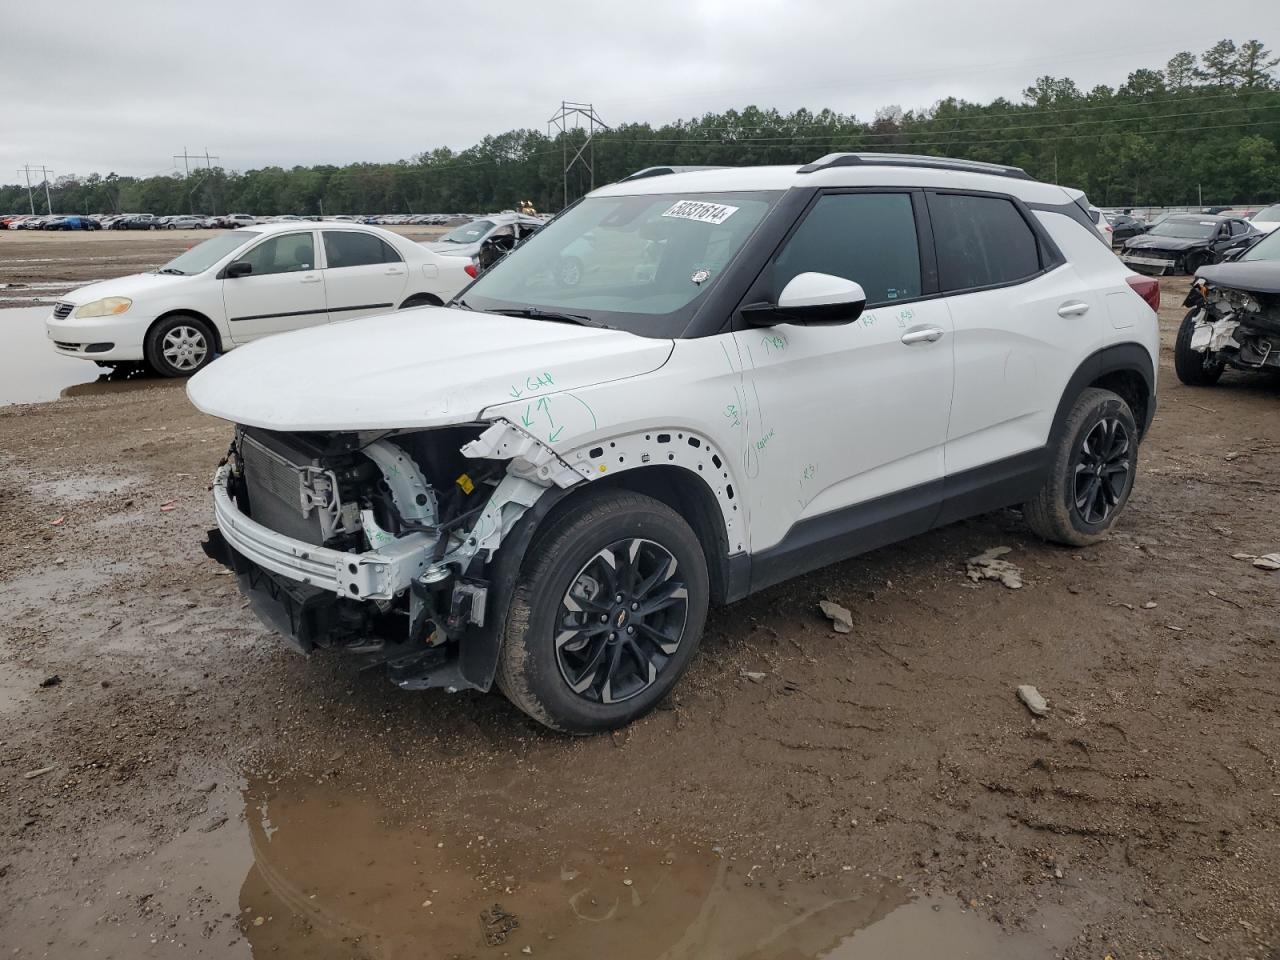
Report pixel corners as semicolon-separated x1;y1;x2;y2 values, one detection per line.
1174;309;1225;386
1024;388;1139;547
144;314;216;377
495;489;709;733
399;293;442;309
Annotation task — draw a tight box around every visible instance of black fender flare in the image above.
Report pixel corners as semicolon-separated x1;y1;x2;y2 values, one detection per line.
456;485;576;692
1048;342;1156;447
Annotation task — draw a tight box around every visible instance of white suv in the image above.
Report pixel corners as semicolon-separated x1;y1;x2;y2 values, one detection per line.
189;154;1160;733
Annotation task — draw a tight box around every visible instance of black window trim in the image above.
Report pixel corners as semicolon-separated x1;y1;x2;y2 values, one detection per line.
321;228;404;269
728;185;937;332
923;188;1067;299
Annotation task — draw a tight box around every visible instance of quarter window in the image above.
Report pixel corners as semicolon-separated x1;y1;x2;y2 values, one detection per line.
929;193;1042;291
236;232;315;276
773;193;921;305
323;231;402;268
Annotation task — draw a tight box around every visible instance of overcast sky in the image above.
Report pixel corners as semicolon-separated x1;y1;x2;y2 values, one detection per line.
2;0;1274;182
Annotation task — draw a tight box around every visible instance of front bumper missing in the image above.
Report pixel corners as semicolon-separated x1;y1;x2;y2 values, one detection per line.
212;463;433;601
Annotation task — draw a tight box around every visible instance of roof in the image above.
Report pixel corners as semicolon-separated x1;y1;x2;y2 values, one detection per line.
592;155;1074;206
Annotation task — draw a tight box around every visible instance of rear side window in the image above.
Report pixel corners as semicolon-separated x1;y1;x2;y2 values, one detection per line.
323;231;402;268
930;194;1042;291
773;192;921;305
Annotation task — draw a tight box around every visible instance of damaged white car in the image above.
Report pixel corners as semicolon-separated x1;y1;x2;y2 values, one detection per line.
1175;227;1280;385
190;154;1159;732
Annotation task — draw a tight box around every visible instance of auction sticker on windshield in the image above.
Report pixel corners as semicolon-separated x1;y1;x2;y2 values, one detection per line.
662;200;739;225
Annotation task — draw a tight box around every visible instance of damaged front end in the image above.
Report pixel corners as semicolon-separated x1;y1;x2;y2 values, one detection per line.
1183;279;1280;372
204;420;582;692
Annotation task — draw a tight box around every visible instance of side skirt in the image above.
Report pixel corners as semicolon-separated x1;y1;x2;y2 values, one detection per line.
738;447;1046;599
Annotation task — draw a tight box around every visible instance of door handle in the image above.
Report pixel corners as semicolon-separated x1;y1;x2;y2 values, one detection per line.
385;267;405;275
300;274;322;284
1057;300;1090;317
900;327;944;345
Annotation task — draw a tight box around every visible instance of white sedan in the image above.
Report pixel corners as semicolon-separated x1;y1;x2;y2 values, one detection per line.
46;222;476;376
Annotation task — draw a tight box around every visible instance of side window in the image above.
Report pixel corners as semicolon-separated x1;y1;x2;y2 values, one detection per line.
1229;220;1247;236
323;231;402;269
773;193;921;305
237;232;314;276
929;193;1042;291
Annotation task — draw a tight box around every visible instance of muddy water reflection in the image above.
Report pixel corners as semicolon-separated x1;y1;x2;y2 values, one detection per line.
239;776;1049;959
0;306;178;404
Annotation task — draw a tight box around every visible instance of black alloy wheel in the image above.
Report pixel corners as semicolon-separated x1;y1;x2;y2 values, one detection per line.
555;537;689;704
1071;417;1131;525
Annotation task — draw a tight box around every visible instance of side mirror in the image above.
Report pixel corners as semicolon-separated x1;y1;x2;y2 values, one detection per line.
224;261;253;279
1221;246;1245;262
742;272;867;326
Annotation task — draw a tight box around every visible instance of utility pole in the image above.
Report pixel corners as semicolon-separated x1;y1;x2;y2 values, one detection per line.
547;101;609;210
17;165;35;214
19;165;56;213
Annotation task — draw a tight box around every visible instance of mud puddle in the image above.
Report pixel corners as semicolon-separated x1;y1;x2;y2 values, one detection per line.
0;306;171;404
232;775;1054;959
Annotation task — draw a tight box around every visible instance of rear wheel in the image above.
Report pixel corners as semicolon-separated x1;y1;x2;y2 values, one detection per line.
496;490;709;733
1174;309;1225;386
1024;388;1139;546
144;314;216;377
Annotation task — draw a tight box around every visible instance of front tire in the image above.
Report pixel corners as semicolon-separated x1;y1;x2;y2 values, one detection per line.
399;293;442;309
1174;309;1225;386
496;490;709;733
1024;388;1139;547
144;314;216;377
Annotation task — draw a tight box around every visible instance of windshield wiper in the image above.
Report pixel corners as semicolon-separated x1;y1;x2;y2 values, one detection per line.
157;267;186;275
492;307;608;329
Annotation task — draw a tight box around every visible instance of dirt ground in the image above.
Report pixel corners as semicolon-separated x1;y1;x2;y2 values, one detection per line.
0;225;447;307
0;232;1277;959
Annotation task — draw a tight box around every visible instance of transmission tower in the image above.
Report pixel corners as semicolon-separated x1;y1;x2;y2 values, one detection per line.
547;101;609;209
17;165;54;214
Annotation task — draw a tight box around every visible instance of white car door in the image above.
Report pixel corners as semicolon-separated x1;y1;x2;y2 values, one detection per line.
320;230;409;320
221;230;327;343
926;191;1100;479
733;190;955;557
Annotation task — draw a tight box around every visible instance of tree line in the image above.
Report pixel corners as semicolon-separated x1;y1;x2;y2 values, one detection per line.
3;38;1277;217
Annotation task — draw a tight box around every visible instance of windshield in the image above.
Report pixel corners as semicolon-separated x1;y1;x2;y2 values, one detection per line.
461;191;779;336
1242;229;1280;262
1150;219;1217;240
1252;204;1280;223
438;219;494;243
158;231;256;275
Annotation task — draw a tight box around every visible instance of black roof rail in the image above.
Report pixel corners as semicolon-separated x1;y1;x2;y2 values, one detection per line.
797;152;1034;181
617;165;729;183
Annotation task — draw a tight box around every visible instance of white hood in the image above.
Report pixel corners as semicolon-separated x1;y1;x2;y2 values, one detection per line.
186;307;673;431
63;271;192;304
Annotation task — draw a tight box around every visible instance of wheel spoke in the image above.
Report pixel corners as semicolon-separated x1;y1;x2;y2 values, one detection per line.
638;580;688;617
636;619;682;655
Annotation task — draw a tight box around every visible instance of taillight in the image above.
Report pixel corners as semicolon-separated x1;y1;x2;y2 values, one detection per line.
1126;275;1160;313
464;262;478;279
